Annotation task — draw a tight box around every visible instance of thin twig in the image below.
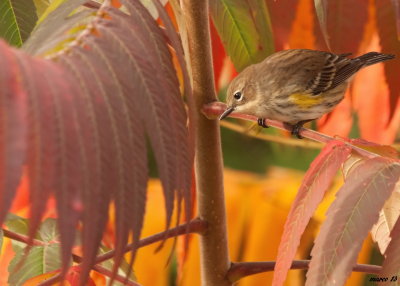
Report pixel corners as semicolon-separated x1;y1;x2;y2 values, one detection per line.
220;120;323;149
203;102;380;158
227;261;382;283
92;264;140;286
87;218;205;265
38;219;207;285
2;229;46;246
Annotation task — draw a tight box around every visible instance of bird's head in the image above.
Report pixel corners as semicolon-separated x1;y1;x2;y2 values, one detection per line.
220;66;258;120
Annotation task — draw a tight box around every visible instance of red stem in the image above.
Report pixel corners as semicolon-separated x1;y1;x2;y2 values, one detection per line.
227;261;382;282
3;229;46;246
92;264;140;286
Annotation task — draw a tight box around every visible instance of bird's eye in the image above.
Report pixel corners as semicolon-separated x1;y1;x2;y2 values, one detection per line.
233;91;243;101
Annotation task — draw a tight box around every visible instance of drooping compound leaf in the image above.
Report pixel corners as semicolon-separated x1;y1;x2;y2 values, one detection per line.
210;0;274;72
306;157;400;286
7;218;62;286
272;140;352;286
313;0;368;53
0;0;38;47
375;0;400;122
0;0;192;284
153;0;193;219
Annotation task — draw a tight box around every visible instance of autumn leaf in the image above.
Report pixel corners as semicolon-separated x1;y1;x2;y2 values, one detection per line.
306;157;400;286
0;1;193;284
272;140;351;286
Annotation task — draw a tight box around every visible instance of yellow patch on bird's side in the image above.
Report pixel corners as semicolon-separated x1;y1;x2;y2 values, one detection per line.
289;93;324;108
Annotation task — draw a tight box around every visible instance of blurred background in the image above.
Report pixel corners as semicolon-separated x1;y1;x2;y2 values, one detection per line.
2;0;399;285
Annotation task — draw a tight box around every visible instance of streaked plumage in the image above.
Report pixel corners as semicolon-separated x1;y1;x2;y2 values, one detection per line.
220;49;395;138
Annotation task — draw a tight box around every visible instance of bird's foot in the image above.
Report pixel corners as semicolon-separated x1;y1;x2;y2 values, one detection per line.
291;123;303;139
285;119;315;139
257;118;269;128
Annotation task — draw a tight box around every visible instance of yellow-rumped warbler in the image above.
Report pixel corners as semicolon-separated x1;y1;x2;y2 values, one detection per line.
219;49;395;138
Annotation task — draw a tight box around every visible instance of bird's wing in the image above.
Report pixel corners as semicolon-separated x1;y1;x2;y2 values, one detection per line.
306;52;362;95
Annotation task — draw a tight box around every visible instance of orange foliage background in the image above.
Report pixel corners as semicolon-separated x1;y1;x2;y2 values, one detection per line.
1;0;398;285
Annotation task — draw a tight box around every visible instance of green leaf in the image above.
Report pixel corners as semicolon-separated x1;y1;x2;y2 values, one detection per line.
8;245;61;286
210;0;275;71
0;0;38;47
5;215;29;236
7;218;62;286
36;218;60;242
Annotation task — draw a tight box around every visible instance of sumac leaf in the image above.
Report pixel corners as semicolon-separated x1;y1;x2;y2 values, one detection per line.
306;157;400;286
272;140;351;286
0;0;192;285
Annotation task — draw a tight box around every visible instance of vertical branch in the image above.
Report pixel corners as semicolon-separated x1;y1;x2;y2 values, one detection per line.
181;0;231;285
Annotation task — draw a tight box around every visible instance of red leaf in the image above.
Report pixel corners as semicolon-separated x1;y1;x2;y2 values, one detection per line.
314;0;368;53
289;0;317;49
376;0;400;122
56;50;122;282
210;20;226;91
266;0;300;50
317;90;353;137
272;140;352;286
351;33;400;143
39;59;85;279
0;40;27;228
306;157;400;286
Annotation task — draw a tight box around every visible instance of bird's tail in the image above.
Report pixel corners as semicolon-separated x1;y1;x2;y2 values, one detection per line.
356;52;395;66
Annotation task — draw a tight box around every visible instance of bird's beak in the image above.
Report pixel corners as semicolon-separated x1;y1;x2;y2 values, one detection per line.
219;106;235;120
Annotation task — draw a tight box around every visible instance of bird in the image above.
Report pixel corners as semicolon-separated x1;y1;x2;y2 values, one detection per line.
219;49;395;138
